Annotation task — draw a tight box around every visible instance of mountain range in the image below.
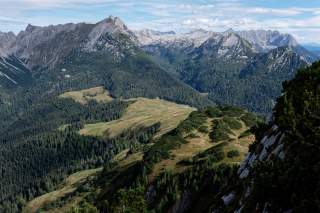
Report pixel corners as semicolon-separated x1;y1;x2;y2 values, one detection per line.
136;27;316;112
0;17;210;109
0;15;319;213
0;16;318;113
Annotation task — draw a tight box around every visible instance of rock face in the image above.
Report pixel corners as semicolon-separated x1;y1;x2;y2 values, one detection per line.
236;30;299;52
0;16;139;87
238;125;286;180
85;16;137;51
195;32;253;59
219;62;320;212
0;16;137;71
135;29;216;48
217;124;288;212
0;32;16;57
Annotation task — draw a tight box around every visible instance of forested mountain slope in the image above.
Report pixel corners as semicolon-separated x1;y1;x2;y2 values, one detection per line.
23;105;261;213
217;61;320;212
0;15;318;213
137;29;313;113
0;16;211;108
23;61;320;213
0;17;211;212
0;89;196;212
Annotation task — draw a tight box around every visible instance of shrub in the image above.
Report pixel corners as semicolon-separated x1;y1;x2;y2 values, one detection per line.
219;106;245;117
227;150;240;158
206;107;222;118
199;125;209;133
187;133;199;138
210;120;233;142
238;129;252;139
240;113;259;127
223;116;242;130
195;145;226;162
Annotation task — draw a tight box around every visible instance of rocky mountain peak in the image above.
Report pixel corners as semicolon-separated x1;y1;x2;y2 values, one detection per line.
196;32;253;59
224;28;235;33
96;16;129;34
0;31;16;40
221;32;242;47
236;29;299;52
85;16;136;52
25;24;39;33
0;31;16;57
135;28;217;48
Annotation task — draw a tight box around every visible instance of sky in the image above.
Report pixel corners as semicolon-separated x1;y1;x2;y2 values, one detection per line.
0;0;320;44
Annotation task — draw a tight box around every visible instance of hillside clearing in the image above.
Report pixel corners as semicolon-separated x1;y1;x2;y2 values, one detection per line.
23;168;102;213
149;118;214;181
148;118;255;181
59;86;113;104
79;97;196;138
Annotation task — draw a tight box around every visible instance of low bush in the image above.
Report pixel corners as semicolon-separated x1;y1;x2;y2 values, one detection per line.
227;150;240;158
223;116;242;130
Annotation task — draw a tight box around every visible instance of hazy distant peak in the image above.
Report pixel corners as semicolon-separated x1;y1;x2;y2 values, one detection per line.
236;29;299;52
224;28;235;33
25;24;39;32
187;29;209;34
0;31;16;57
135;28;217;47
138;29;176;36
98;16;128;31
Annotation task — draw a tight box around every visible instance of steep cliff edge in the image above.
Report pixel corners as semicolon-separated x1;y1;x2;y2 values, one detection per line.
221;62;320;212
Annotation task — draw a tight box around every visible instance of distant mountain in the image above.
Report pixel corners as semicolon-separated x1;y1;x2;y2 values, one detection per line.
10;16;136;70
0;17;316;112
0;31;15;57
136;29;216;48
137;29;317;63
236;30;319;63
235;30;299;52
136;29;310;113
0;16;211;107
303;43;320;57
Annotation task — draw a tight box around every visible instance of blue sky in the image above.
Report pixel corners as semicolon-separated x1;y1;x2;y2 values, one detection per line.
0;0;320;43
